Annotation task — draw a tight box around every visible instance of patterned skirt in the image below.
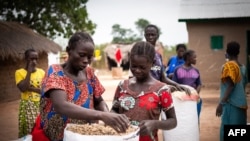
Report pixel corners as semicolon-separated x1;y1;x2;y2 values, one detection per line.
18;99;39;138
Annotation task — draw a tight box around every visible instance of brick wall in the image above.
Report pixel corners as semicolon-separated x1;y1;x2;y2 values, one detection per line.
187;21;250;88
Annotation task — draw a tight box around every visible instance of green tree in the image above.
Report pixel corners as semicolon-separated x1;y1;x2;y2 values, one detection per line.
111;19;165;44
111;24;141;44
0;0;96;39
135;18;150;37
111;24;128;39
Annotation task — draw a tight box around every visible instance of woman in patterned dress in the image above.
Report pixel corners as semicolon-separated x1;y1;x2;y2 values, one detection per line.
38;31;130;141
111;41;177;141
15;48;45;138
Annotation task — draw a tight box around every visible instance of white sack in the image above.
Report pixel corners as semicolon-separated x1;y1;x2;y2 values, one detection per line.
12;134;32;141
63;124;139;141
161;96;199;141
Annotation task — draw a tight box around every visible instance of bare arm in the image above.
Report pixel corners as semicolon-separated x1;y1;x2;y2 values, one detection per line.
17;71;32;92
49;89;130;132
220;77;234;103
154;107;177;130
50;89;102;120
18;77;41;94
94;96;109;112
28;86;41;94
216;77;234;117
160;68;178;86
17;72;41;94
17;61;41;94
161;71;191;94
196;84;202;94
139;107;177;136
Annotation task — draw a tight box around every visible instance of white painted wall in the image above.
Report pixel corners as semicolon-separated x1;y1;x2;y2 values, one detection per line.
48;52;60;66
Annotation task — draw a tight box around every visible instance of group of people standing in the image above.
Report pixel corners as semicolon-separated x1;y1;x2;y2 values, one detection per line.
166;39;248;141
14;24;248;141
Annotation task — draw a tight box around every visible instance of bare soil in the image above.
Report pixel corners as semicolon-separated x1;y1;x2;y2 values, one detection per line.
0;71;250;141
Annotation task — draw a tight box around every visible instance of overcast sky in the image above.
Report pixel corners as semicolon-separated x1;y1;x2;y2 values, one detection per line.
86;0;188;46
54;0;188;47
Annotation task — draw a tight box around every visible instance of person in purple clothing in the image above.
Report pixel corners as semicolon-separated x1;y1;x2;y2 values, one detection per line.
172;49;202;120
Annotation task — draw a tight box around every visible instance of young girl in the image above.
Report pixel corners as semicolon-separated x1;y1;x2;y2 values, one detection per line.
172;50;202;121
111;41;177;141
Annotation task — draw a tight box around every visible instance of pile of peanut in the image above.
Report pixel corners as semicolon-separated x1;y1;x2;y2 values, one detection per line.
66;124;137;135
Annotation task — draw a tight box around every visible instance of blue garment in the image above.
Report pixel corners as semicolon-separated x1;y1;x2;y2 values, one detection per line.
197;99;202;119
166;56;185;77
150;52;165;81
240;65;248;89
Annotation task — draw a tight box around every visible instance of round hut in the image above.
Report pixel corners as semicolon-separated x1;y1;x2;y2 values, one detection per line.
104;43;133;71
0;21;62;103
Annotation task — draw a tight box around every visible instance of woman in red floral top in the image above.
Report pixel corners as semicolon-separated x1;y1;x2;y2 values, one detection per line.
111;41;177;141
37;31;129;141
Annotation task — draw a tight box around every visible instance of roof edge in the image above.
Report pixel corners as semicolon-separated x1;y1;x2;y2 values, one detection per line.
178;17;250;22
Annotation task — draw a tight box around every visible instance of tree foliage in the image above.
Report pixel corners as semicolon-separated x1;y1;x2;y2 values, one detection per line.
111;24;141;44
0;0;96;39
111;18;151;44
111;18;163;44
135;18;150;38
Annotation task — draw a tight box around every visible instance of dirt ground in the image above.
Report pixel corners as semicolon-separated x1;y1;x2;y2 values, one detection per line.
0;71;250;141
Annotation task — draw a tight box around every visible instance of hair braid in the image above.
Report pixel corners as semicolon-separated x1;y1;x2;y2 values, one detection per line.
130;41;155;63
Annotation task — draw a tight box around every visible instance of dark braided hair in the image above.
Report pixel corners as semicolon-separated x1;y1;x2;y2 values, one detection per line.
183;49;195;61
66;31;94;52
144;24;159;34
130;41;155;63
24;48;36;60
226;41;240;57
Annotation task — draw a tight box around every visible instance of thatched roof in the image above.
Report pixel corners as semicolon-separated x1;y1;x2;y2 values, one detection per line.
0;21;62;60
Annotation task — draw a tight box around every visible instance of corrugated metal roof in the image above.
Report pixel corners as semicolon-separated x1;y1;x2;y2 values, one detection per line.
179;0;250;21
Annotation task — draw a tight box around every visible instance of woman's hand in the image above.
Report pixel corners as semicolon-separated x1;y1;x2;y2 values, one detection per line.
138;120;156;136
175;84;191;95
216;103;223;117
101;112;130;133
27;61;36;72
168;73;174;79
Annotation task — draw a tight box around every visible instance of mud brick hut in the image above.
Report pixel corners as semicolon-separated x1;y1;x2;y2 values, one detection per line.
178;0;250;88
104;43;133;71
0;21;62;103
